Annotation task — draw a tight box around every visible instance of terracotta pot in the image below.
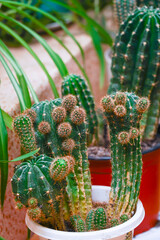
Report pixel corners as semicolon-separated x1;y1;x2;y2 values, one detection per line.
26;186;145;240
89;143;160;235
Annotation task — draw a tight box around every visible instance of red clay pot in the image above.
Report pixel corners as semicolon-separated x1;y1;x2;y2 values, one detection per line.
89;145;160;235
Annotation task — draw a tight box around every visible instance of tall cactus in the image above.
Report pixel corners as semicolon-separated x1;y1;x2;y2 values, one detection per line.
61;74;98;145
113;0;136;26
108;6;160;140
136;0;160;7
101;92;149;221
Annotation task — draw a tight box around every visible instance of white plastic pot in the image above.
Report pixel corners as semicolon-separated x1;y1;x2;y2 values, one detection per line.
104;49;112;83
26;186;145;240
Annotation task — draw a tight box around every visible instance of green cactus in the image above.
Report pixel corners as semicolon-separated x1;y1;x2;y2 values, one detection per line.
61;74;98;145
101;92;149;220
12;154;66;229
113;0;136;26
108;6;160;140
12;95;93;231
136;0;160;7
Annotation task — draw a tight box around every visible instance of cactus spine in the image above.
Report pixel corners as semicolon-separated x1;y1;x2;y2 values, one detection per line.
101;92;149;221
113;0;136;26
61;74;98;145
108;6;160;140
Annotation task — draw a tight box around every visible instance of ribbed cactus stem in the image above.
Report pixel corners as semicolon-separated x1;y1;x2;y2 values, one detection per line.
13;114;37;154
61;74;98;145
109;6;160;140
113;0;136;26
101;92;149;221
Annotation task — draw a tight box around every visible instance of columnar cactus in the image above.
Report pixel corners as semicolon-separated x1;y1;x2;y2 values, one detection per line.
12;95;94;231
61;74;98;145
101;92;149;221
113;0;136;26
108;6;160;140
136;0;160;7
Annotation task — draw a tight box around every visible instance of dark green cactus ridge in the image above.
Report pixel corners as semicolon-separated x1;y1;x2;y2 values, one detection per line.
61;74;98;145
113;0;136;26
101;92;149;220
109;6;160;140
136;0;160;7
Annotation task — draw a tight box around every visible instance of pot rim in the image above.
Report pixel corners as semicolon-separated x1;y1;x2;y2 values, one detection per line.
25;186;145;240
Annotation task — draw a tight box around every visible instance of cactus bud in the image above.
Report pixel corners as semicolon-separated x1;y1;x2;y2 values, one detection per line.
114;105;126;117
129;128;139;139
28;207;42;221
120;214;129;223
118;131;130;144
62;94;77;111
115;92;127;105
136;98;150;113
28;197;38;208
50;157;70;181
94;207;107;230
38;121;51;134
52;107;66;123
71;107;86;125
57;122;72;138
101;96;115;112
62;138;75;152
110;218;119;227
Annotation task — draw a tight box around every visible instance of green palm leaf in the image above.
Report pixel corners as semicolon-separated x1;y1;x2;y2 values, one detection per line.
0;40;39;105
0;108;8;208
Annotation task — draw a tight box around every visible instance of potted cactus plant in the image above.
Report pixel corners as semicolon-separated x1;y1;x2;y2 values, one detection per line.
11;91;148;239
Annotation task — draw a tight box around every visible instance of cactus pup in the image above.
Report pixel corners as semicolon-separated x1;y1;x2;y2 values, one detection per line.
101;92;149;223
108;6;160;140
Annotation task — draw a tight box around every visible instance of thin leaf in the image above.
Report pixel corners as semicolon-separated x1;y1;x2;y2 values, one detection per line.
1;148;40;163
2;3;92;91
0;13;69;78
87;25;105;88
0;108;8;208
0;44;32;108
1;109;13;130
0;40;39;104
0;54;26;112
0;0;85;62
47;0;113;46
0;22;59;98
0;236;7;240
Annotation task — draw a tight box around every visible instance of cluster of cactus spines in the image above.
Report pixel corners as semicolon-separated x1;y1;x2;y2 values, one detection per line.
61;74;98;145
136;0;160;7
101;92;149;222
108;6;160;140
113;0;136;26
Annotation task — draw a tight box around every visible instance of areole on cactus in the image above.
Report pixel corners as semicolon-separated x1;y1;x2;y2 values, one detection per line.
12;89;149;233
136;0;160;7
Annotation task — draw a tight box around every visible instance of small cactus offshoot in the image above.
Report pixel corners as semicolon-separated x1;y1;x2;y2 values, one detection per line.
101;92;149;221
